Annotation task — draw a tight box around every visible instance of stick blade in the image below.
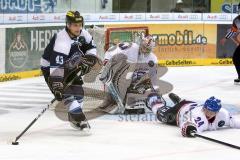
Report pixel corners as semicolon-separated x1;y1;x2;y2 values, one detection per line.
11;141;19;145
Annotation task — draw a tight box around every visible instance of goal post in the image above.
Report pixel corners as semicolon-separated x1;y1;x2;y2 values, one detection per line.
105;26;149;51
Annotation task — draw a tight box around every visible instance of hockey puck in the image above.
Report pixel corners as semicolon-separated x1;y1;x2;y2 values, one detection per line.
12;141;19;145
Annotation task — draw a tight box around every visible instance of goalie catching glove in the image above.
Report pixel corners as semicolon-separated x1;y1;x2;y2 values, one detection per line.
181;121;197;137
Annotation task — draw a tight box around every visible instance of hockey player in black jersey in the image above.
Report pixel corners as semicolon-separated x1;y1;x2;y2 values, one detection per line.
40;11;98;131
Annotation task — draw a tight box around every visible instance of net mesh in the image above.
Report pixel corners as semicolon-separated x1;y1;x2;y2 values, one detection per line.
107;27;149;49
88;26;149;59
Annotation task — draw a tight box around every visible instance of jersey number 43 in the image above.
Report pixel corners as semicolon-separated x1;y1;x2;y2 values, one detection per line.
56;56;64;65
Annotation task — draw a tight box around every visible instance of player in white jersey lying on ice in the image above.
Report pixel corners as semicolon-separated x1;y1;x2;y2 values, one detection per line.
146;93;240;137
98;35;166;114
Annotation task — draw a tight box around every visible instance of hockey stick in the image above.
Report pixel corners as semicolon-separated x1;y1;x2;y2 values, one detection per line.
188;107;240;150
187;104;240;150
11;99;56;145
191;132;240;150
12;54;102;145
11;70;83;145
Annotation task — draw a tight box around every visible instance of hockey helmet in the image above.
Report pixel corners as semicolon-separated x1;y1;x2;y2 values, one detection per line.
140;35;155;55
203;96;222;112
66;11;84;24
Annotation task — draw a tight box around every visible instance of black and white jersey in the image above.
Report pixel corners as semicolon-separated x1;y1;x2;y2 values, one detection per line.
40;28;96;79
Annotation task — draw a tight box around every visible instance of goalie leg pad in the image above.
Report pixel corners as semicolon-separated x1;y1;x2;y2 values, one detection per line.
100;54;136;107
125;93;148;114
100;53;128;84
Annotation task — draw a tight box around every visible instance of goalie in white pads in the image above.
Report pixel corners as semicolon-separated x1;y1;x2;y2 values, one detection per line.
99;35;164;114
40;11;100;131
146;93;240;137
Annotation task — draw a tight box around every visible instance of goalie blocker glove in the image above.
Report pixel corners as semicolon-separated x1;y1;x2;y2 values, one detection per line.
181;121;197;137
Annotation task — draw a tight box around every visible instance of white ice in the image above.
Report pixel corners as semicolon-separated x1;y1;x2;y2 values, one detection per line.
0;66;240;160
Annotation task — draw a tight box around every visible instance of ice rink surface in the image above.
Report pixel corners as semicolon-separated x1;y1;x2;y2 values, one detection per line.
0;66;240;160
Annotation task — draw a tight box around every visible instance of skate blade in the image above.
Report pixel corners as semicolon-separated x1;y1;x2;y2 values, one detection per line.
70;123;92;136
79;128;92;136
73;127;92;136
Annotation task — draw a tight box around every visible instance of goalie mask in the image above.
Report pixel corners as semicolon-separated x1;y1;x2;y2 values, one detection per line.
139;35;155;55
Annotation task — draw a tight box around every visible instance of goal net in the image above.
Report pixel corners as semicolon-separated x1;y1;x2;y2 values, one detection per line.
88;26;149;60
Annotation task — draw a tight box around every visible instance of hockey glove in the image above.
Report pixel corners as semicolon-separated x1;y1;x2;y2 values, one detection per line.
181;121;197;137
49;77;64;101
65;51;83;70
78;54;98;76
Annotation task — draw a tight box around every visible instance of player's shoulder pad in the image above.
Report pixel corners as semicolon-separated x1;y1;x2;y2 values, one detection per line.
80;29;93;44
54;29;72;56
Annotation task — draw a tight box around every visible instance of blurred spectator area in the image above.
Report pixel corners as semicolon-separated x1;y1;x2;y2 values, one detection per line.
113;0;210;13
1;0;240;14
